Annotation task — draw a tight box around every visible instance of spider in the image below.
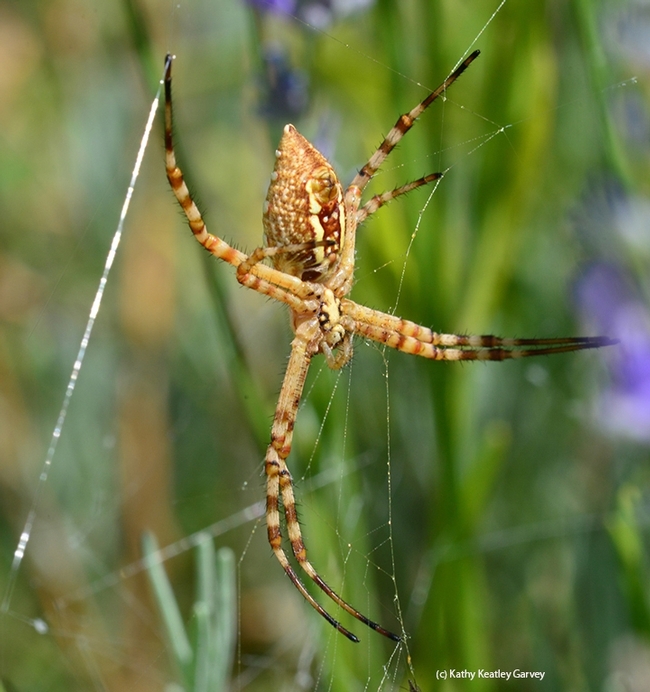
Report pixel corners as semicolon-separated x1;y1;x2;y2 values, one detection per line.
163;51;616;643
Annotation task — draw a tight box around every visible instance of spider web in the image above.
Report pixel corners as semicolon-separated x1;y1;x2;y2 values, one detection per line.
1;0;645;690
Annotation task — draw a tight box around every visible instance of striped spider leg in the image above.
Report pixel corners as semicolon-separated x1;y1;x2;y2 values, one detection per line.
164;52;616;643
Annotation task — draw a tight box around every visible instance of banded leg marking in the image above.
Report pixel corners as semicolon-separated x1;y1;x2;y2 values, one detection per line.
266;330;400;642
356;173;443;225
350;51;480;193
354;321;618;360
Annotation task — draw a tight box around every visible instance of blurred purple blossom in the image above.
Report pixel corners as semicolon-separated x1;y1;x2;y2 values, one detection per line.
245;0;298;14
244;0;377;119
244;0;375;28
610;0;650;67
576;263;650;442
259;47;309;122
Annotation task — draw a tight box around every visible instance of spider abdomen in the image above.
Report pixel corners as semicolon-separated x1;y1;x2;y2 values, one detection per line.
263;124;345;282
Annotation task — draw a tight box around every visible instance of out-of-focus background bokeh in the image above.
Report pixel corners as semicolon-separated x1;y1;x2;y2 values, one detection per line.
1;0;649;690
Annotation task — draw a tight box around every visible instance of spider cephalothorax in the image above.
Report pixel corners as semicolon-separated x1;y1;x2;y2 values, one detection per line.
164;50;616;643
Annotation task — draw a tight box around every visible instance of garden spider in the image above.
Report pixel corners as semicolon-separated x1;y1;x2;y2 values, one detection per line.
164;51;616;643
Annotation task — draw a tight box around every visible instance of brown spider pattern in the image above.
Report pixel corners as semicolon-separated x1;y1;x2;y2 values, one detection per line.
164;51;616;643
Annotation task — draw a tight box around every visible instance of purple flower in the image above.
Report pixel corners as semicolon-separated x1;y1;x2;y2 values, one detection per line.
258;47;309;122
243;0;376;28
245;0;298;14
577;263;650;442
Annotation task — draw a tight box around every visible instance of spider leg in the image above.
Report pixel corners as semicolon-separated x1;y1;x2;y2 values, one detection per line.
350;50;480;194
343;299;618;359
165;54;322;312
356;322;616;360
332;53;479;297
356;173;443;225
267;455;361;642
237;240;336;277
267;322;400;642
165;55;243;268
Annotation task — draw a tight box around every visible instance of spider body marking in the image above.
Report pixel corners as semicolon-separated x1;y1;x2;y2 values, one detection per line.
264;125;346;282
163;51;617;643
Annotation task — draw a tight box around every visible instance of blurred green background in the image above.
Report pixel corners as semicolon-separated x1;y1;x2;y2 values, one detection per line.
1;0;649;690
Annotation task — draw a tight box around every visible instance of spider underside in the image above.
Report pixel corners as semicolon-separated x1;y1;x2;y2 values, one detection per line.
163;51;616;643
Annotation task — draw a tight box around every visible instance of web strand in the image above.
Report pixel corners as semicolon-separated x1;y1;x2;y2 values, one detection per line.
1;72;165;615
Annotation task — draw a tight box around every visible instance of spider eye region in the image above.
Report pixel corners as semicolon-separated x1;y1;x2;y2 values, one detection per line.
263;124;345;283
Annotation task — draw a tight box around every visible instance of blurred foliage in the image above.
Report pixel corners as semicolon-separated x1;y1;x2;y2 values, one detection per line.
1;0;649;690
